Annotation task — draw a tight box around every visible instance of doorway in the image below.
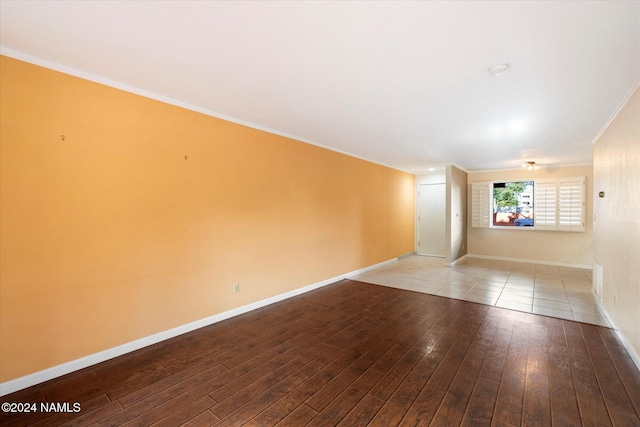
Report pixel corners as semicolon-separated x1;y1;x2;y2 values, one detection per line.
418;183;446;257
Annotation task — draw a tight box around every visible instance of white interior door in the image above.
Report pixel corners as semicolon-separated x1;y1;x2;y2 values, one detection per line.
418;183;446;257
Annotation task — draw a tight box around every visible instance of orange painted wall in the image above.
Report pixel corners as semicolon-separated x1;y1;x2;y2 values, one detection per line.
0;56;415;383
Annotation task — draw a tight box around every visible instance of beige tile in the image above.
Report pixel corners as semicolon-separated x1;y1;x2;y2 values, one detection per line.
398;279;441;293
496;299;533;313
573;312;611;328
507;276;535;285
466;289;502;300
536;268;562;280
498;294;534;305
566;289;594;297
566;284;592;291
535;279;564;285
436;288;469;298
562;278;592;289
445;283;476;292
501;288;534;298
534;281;564;289
533;306;574;321
448;277;480;286
570;302;603;315
482;273;510;282
504;282;535;291
568;294;598;305
533;299;572;311
358;255;608;327
535;291;569;302
472;282;505;292
476;277;508;286
464;294;499;305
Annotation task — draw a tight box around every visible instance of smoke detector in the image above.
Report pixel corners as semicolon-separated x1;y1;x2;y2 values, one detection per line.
488;63;509;77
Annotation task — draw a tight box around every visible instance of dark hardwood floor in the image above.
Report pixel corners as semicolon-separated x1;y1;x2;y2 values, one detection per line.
1;279;639;426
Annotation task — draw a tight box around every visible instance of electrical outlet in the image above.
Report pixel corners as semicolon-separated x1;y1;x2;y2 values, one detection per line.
233;283;240;293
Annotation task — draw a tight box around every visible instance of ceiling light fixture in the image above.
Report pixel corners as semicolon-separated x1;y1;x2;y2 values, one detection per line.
488;63;509;77
522;161;540;171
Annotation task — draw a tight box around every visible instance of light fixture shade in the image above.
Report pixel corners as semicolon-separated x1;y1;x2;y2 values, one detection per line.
522;161;540;170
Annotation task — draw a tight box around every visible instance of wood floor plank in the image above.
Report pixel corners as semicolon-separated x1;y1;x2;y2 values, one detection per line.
304;334;392;411
237;350;336;426
118;385;217;427
522;321;551;426
493;318;530;426
429;319;491;426
306;367;384;426
460;376;500;427
241;326;382;426
547;318;582;427
29;393;112;427
563;321;613;426
479;312;515;381
368;298;457;375
150;396;216;427
180;410;219;426
397;384;446;426
59;400;124;426
427;304;487;391
274;403;318;426
368;302;476;426
336;393;385;426
580;323;640;426
208;329;324;406
210;338;335;419
598;327;640;385
491;418;518;427
369;303;470;401
118;363;227;408
626;381;640;423
214;357;329;427
218;318;322;370
1;369;98;406
1;278;638;427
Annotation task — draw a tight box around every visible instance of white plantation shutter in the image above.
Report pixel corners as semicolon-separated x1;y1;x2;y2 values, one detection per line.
471;177;585;232
471;182;491;228
534;180;557;230
558;177;585;232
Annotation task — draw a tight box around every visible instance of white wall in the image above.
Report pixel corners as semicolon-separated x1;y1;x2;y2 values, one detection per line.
593;86;640;361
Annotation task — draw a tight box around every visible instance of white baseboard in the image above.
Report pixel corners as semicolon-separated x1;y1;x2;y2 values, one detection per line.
398;251;417;259
446;254;467;267
466;254;592;270
592;294;640;372
0;257;397;397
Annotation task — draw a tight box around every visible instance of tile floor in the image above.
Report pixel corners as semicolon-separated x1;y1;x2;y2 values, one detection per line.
351;255;611;327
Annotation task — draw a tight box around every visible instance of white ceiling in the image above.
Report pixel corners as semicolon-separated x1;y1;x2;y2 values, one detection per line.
1;1;638;173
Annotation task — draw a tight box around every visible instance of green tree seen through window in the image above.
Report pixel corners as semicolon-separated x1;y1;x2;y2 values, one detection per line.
494;182;526;208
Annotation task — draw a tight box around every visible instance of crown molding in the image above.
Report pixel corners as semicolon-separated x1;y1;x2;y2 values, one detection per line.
0;47;412;175
592;77;640;145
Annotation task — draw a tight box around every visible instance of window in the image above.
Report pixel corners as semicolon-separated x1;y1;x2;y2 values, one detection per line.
471;176;585;232
492;181;534;227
